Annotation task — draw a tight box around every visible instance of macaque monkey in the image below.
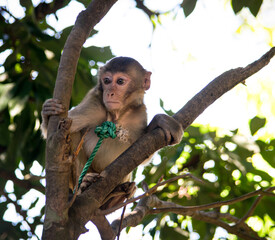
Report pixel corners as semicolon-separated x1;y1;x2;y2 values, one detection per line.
41;57;183;209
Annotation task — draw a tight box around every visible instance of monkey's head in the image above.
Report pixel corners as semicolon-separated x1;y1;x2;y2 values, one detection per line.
98;57;151;115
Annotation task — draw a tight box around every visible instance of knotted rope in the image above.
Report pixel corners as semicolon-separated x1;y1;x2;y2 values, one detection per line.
77;121;117;190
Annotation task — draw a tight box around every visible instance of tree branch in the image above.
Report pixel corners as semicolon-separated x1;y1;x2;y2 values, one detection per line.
135;0;158;19
111;186;274;240
100;173;203;215
68;47;275;237
34;0;68;21
0;168;44;193
1;190;38;238
91;215;116;240
148;186;275;213
173;47;275;127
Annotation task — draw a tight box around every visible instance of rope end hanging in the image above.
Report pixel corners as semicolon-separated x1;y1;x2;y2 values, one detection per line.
76;121;117;191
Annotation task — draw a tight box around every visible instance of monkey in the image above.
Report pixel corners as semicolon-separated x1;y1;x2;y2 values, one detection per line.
41;57;183;209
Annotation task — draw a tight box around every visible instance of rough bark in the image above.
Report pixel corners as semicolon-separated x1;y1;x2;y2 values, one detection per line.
42;1;118;239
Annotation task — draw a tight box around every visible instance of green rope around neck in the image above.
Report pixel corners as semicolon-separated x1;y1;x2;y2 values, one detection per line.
77;121;117;190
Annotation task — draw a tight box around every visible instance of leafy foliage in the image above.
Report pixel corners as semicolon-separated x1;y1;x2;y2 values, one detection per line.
232;0;263;17
181;0;198;17
250;116;266;136
180;0;263;18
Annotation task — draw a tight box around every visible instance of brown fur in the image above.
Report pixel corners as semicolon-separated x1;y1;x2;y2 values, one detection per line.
41;57;151;191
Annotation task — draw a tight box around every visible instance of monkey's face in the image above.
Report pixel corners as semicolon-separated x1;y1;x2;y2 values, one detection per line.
101;72;132;112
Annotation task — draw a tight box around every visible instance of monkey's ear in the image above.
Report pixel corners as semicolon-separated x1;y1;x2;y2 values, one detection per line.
143;71;151;90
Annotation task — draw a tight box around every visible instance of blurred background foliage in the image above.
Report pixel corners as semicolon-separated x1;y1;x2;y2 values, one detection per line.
0;0;274;239
138;115;275;239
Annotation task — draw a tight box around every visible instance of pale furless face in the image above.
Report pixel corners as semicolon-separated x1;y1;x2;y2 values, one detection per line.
99;57;151;117
101;71;132;112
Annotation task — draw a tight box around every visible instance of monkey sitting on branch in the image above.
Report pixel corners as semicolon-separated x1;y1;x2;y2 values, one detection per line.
41;57;183;209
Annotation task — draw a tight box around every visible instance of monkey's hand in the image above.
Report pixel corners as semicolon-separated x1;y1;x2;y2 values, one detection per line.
80;173;136;210
41;99;65;138
41;98;65;121
147;114;183;145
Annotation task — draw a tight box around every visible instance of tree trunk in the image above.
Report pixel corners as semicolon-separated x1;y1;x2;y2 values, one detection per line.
42;1;118;239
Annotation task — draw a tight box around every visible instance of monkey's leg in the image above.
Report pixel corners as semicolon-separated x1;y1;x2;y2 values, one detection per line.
80;173;136;209
100;182;136;210
79;172;102;192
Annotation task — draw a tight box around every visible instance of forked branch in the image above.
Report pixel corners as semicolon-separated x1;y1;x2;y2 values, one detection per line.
111;183;274;240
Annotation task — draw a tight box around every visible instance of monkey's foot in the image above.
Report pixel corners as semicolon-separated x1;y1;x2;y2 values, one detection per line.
79;172;102;193
100;182;136;210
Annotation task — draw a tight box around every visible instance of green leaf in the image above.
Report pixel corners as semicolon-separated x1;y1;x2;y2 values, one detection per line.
160;223;189;239
249;116;266;135
250;169;273;182
75;0;90;7
0;108;10;146
141;214;158;229
159;99;174;116
232;0;263;16
81;46;113;63
257;139;275;168
19;0;32;9
247;0;263;17
181;0;198;17
231;0;245;14
0;83;15;111
185;125;201;137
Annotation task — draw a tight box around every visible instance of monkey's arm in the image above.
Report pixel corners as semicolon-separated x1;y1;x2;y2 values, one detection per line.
147;114;183;145
41;88;106;138
41;98;65;138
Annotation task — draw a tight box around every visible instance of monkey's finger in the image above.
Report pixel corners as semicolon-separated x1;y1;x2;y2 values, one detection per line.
45;98;62;104
42;109;65;117
82;173;100;183
43;102;65;110
162;128;173;145
43;107;65;115
43;99;65;109
79;182;90;192
169;127;184;145
43;105;65;110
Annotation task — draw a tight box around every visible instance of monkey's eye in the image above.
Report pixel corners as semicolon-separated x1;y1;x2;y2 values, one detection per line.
117;78;125;85
103;77;111;85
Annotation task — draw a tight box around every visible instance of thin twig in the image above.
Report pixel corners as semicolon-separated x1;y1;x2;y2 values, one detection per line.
66;129;89;208
100;173;203;215
1;190;38;238
135;0;158;19
0;7;18;20
149;186;275;214
73;128;89;159
117;204;127;240
236;195;264;226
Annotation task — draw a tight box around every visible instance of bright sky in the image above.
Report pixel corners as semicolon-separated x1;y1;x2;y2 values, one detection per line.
1;0;275;239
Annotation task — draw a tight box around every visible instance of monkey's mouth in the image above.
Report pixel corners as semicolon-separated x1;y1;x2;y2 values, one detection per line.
106;101;120;105
106;101;121;110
